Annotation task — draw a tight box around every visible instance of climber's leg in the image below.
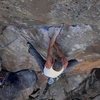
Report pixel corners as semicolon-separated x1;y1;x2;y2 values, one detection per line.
63;59;78;73
28;42;46;71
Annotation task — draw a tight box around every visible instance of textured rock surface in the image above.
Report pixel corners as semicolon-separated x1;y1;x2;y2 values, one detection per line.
0;70;37;100
0;0;100;100
0;0;100;26
0;25;100;73
0;26;40;72
65;68;100;100
0;24;100;100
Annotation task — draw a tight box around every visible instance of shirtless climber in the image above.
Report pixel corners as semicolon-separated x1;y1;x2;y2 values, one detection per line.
28;27;78;84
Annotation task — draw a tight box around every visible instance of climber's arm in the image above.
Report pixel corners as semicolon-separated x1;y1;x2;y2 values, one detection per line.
54;42;68;69
63;58;68;69
45;41;53;69
53;42;64;58
45;28;61;68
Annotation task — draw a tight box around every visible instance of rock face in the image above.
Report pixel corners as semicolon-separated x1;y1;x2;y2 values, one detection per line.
0;24;99;100
0;0;100;26
65;68;100;100
0;25;100;73
0;0;100;100
0;26;40;72
0;70;37;100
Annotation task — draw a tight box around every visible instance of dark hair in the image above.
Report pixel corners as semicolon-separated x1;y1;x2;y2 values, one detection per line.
53;60;63;71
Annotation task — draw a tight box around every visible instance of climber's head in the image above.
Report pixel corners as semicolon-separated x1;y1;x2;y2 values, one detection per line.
53;59;63;71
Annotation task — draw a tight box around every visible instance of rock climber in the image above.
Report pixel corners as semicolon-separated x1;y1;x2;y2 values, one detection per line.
28;26;78;85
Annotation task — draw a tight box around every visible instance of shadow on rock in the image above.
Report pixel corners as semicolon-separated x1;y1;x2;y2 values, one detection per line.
0;69;37;100
64;68;100;100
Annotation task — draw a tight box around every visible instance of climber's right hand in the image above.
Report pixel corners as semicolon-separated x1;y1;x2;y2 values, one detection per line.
54;27;62;38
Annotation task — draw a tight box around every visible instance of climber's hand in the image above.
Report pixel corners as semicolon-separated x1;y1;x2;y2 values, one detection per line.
51;27;62;44
40;28;48;34
54;27;62;37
